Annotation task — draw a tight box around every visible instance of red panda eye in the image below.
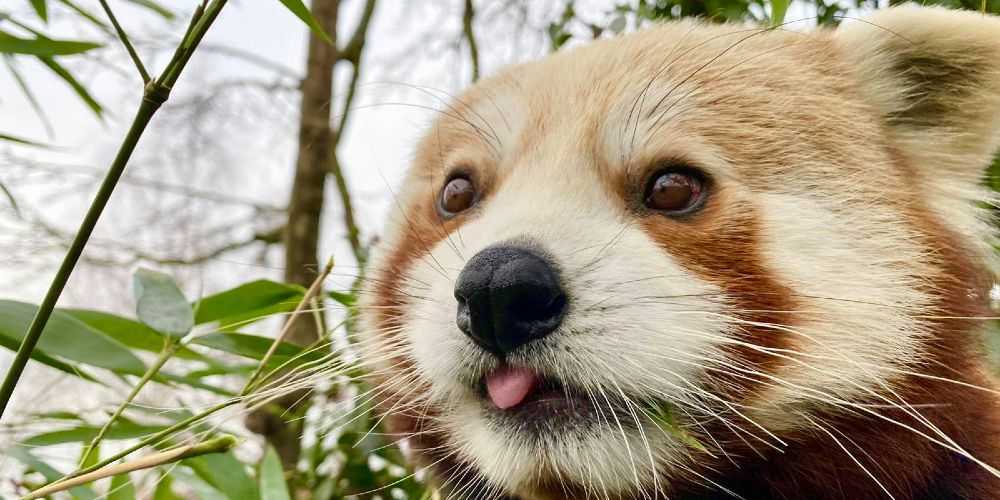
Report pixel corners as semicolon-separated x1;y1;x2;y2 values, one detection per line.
644;169;705;213
440;176;476;216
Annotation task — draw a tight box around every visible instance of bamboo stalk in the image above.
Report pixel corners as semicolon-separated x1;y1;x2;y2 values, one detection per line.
0;0;230;422
22;435;237;500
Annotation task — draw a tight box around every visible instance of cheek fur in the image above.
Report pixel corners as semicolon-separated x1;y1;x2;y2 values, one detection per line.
357;190;474;445
636;186;797;403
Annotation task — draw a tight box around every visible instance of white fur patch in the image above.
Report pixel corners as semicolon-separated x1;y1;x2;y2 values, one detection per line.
750;192;935;428
400;158;728;491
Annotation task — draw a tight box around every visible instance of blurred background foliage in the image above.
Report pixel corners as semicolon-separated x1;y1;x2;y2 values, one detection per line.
1;0;999;499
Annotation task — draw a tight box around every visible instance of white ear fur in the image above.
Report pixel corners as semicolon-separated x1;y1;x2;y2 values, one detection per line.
837;4;1000;185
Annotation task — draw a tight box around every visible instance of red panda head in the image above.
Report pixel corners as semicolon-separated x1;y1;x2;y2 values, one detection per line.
358;6;1000;499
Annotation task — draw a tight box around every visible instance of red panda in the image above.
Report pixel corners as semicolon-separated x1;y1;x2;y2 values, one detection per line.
358;5;1000;499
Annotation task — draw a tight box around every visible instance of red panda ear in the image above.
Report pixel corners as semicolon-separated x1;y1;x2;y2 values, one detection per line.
837;5;1000;185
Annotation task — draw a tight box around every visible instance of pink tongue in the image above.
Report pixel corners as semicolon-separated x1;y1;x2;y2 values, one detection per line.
486;367;539;409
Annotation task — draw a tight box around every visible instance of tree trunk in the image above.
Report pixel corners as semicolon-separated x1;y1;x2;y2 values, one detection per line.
247;0;340;476
285;0;339;347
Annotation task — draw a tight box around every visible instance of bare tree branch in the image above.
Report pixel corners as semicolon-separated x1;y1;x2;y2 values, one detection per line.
326;0;378;267
340;0;378;64
21;209;282;267
123;226;281;266
2;155;285;212
198;43;302;78
463;0;481;81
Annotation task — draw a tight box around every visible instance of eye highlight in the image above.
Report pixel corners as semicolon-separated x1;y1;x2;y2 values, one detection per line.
643;168;707;214
439;175;477;216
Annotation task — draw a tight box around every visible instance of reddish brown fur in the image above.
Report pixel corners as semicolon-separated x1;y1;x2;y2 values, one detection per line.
361;9;1000;499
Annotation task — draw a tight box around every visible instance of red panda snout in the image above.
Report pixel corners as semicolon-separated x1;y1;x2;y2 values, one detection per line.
454;243;568;357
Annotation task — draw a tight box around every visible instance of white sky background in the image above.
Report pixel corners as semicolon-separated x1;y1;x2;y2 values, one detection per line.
0;0;837;489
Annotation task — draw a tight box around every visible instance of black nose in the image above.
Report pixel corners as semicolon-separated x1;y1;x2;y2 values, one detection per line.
454;245;568;356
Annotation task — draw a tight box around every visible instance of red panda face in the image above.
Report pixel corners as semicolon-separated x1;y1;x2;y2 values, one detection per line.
358;6;1000;499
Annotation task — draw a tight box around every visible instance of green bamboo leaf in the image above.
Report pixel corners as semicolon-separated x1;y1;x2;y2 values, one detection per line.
0;132;49;147
770;0;790;25
64;308;206;361
259;445;291;500
78;439;100;468
174;469;229;500
191;332;325;368
30;0;48;22
23;420;165;446
0;300;147;375
34;352;97;380
154;372;234;396
183;452;259;500
184;363;255;379
0;30;100;55
33;410;86;421
154;472;183;500
0;343;98;381
9;447;98;500
108;473;137;500
134;268;194;337
4;55;54;137
194;279;304;330
328;289;355;307
646;403;707;453
37;55;103;117
125;0;174;20
1;180;19;217
56;0;111;31
276;0;332;43
608;15;627;34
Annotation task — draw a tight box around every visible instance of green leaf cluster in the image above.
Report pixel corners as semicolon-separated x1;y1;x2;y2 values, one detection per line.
3;266;422;499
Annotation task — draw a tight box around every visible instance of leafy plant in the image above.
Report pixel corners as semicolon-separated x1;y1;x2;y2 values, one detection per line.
2;261;425;498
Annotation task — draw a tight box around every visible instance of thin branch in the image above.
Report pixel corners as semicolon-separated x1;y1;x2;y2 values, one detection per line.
3;155;285;212
85;228;281;267
16;202;282;267
56;400;235;484
334;57;362;143
462;0;481;82
78;339;180;467
242;257;333;394
23;435;237;499
327;0;377;266
327;152;364;265
198;43;301;78
135;227;282;266
98;0;151;83
340;0;378;64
